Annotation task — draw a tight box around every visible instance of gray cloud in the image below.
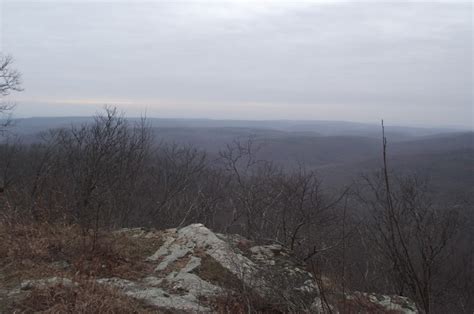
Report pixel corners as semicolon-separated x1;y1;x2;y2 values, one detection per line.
1;0;472;127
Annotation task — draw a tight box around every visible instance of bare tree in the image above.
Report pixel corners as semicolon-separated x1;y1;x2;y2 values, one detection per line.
218;136;282;238
356;121;461;313
0;54;22;97
218;136;346;264
38;107;152;247
0;54;23;128
144;143;208;227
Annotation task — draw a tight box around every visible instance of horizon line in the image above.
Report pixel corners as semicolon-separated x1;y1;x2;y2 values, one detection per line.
11;115;471;131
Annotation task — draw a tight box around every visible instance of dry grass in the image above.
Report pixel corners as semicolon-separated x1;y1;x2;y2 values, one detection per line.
0;220;163;284
0;216;164;312
11;278;158;313
210;292;284;314
0;221;79;288
335;297;402;314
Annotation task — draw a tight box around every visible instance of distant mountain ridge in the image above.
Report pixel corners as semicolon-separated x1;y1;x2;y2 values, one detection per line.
6;117;473;203
10;117;465;140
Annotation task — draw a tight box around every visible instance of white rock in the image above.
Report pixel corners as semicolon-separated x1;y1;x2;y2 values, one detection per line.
167;271;223;296
20;277;75;290
98;277;213;312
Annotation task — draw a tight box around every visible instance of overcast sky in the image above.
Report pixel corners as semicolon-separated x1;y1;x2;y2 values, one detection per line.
1;0;472;127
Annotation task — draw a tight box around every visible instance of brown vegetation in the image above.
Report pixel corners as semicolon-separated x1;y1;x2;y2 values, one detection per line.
0;213;165;312
0;219;162;283
0;109;472;313
14;279;157;314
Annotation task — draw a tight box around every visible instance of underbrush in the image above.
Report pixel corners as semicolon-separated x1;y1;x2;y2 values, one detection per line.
13;279;157;313
0;214;163;312
0;219;162;282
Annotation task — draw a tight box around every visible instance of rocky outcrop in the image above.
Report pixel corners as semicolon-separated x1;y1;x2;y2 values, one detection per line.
7;224;419;313
99;224;417;313
100;224;320;312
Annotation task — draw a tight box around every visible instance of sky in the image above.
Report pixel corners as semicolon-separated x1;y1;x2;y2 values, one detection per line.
0;0;472;128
